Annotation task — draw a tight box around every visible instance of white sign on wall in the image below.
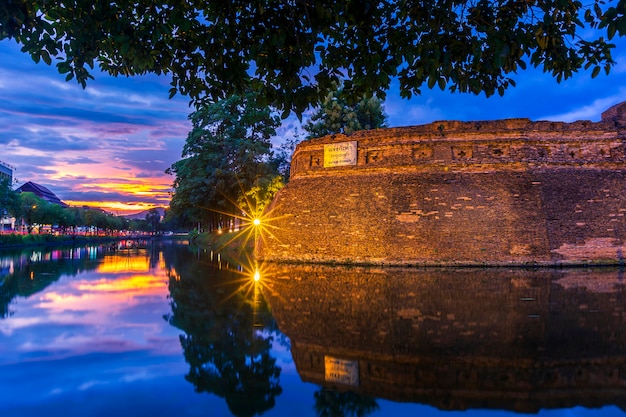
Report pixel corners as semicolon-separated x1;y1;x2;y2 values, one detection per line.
324;141;357;167
324;356;359;386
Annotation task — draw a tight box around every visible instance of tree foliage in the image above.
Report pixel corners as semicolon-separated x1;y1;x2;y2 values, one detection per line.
145;208;162;233
314;389;379;417
0;177;19;220
238;175;285;219
16;192;47;233
2;0;624;115
166;92;281;229
304;85;388;138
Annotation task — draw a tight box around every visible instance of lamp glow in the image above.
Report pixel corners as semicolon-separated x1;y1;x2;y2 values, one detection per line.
253;218;261;226
253;270;261;282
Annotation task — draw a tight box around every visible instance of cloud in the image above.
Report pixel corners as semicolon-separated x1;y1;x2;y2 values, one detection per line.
65;157;100;165
539;90;626;122
62;189;162;205
0;41;191;213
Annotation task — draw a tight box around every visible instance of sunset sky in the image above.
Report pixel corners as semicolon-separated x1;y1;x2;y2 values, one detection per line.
1;35;626;215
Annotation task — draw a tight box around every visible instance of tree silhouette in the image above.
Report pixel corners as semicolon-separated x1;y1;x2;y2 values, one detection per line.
164;247;282;417
304;84;388;139
166;92;281;230
314;389;379;417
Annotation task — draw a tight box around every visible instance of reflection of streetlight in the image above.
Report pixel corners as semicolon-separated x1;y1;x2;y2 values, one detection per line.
252;270;263;329
251;218;262;256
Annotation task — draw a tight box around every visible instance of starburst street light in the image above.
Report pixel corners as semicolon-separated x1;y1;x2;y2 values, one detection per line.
190;174;291;258
195;191;287;256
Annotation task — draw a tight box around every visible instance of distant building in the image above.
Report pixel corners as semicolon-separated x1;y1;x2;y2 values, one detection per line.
17;181;68;207
0;161;14;231
0;160;13;182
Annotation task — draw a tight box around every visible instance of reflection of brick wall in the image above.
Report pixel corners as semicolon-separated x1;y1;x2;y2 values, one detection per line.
264;265;626;412
261;103;626;265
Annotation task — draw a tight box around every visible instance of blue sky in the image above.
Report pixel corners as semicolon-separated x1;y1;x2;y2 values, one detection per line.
1;35;626;213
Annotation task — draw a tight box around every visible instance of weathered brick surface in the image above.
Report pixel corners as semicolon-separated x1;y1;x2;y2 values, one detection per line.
260;103;626;265
263;265;626;412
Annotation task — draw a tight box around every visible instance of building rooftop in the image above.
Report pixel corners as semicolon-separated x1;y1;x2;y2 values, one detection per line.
17;181;68;207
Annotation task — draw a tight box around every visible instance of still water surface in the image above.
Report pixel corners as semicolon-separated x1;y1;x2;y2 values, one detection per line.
0;240;624;416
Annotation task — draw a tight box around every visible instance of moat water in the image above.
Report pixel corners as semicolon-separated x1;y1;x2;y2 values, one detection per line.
0;240;624;417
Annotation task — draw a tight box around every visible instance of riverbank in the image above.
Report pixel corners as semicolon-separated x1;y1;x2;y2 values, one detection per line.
0;233;184;249
191;231;254;256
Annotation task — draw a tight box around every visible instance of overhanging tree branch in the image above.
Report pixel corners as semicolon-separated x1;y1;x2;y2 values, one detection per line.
1;0;624;116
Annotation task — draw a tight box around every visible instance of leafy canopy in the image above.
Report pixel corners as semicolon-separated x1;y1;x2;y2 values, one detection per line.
304;84;388;138
2;0;625;116
166;92;281;227
0;177;19;218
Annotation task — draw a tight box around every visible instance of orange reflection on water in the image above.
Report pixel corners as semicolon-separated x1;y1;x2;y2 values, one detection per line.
96;254;150;273
76;274;164;293
35;251;169;318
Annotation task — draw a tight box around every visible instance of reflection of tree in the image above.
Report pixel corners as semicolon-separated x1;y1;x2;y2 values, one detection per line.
0;246;104;318
164;246;282;417
314;389;379;417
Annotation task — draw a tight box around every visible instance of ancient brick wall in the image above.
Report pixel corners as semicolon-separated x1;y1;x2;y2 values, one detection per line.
259;102;626;265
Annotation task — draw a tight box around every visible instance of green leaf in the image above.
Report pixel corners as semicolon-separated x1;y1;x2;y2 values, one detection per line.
41;49;51;65
591;65;601;78
608;23;617;39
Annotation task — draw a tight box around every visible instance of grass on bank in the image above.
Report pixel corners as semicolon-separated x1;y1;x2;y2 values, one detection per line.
191;230;255;254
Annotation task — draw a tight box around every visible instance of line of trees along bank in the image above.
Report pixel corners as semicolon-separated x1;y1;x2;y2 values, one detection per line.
0;179;167;236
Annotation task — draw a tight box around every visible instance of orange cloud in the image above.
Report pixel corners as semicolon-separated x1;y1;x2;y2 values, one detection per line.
64;200;166;215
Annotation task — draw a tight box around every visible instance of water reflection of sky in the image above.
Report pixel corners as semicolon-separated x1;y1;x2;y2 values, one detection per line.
1;254;170;357
0;249;219;416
